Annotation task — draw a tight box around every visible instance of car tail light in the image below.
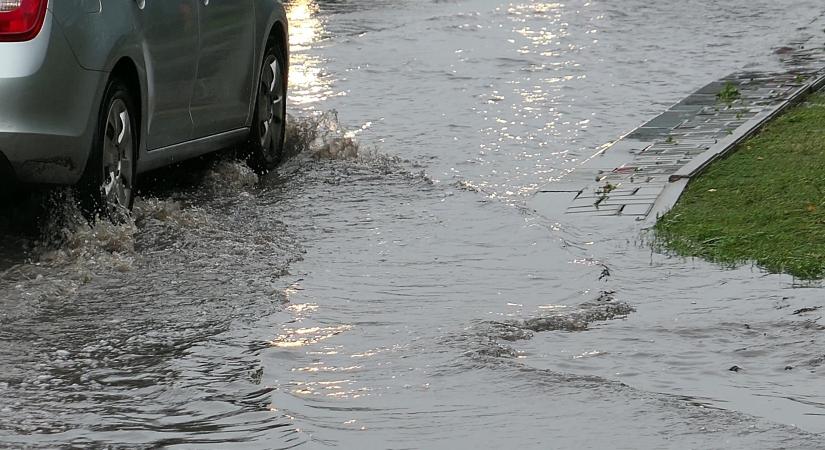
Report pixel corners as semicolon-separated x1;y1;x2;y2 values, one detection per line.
0;0;47;42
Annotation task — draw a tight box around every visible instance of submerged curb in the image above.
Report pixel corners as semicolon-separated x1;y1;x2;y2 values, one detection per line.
529;64;825;224
645;71;825;226
527;20;825;226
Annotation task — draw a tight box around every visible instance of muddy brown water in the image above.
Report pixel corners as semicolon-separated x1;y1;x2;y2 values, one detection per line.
2;0;825;448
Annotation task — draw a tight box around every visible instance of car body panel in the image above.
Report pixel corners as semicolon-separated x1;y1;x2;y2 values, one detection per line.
136;0;200;149
139;128;248;174
191;0;257;138
50;2;136;72
0;0;289;185
0;11;105;184
57;0;203;150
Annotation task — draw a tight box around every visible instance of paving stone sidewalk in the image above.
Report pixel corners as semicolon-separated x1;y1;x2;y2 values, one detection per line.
529;19;825;225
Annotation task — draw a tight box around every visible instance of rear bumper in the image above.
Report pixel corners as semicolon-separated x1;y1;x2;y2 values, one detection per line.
0;11;105;185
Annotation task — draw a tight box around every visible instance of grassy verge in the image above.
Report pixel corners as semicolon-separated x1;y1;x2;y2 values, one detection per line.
655;92;825;279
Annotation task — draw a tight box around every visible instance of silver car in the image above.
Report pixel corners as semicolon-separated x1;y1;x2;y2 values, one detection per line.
0;0;288;218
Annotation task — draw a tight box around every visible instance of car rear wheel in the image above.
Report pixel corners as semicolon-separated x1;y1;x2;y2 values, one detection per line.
78;78;137;223
245;41;287;173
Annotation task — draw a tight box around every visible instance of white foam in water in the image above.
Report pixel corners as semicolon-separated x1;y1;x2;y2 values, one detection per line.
284;110;366;161
35;190;137;273
34;194;210;274
133;198;210;229
283;110;436;182
202;159;259;192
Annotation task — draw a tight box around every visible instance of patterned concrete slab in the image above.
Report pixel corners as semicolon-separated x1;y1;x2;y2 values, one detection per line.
529;23;825;225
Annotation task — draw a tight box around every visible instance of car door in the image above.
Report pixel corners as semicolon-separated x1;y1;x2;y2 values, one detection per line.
137;0;199;150
191;0;256;138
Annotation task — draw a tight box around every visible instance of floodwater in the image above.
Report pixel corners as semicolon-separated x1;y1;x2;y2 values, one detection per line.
2;0;825;448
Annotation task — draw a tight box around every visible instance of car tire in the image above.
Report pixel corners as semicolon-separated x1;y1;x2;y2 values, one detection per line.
245;40;287;174
77;78;138;223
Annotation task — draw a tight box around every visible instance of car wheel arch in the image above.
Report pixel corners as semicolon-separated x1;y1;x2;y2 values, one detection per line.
100;55;149;171
269;20;289;86
109;58;143;146
248;18;288;127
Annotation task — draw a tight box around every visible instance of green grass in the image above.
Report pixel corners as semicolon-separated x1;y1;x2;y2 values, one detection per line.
717;81;741;104
655;92;825;279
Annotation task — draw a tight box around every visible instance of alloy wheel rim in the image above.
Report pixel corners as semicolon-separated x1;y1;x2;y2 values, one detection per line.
258;55;285;152
101;98;134;214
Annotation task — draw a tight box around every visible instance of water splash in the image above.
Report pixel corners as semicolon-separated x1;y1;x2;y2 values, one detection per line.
133;197;211;231
202;159;260;192
478;291;634;343
284;110;363;161
282;111;435;181
34;190;136;272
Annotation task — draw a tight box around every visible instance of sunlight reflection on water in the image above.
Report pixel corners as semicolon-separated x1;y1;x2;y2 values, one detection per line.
287;0;336;106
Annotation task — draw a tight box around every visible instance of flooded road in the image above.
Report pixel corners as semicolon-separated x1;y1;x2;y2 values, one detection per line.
2;0;825;448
